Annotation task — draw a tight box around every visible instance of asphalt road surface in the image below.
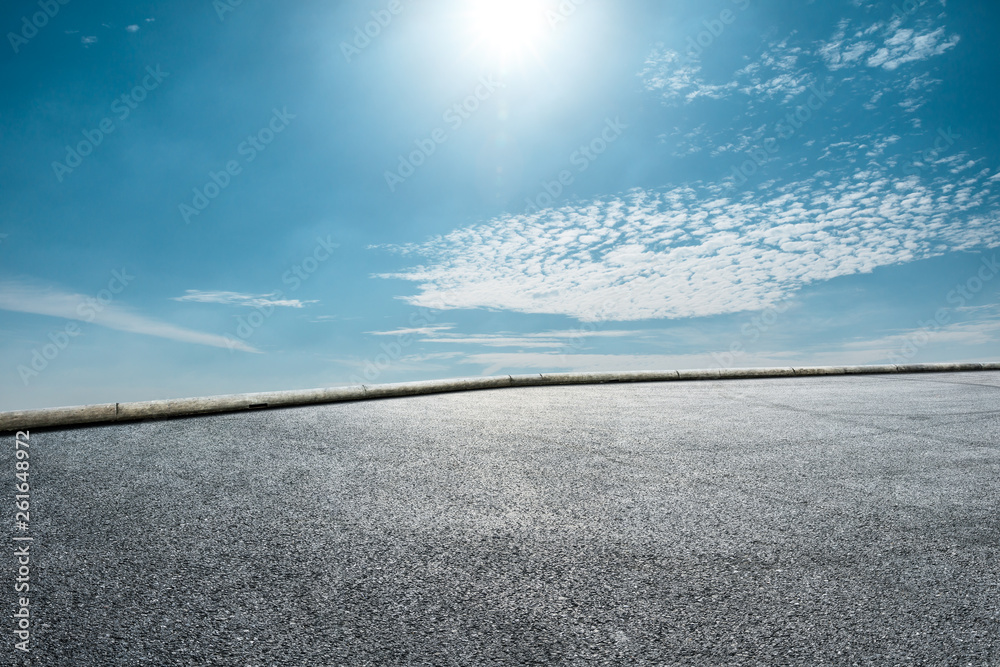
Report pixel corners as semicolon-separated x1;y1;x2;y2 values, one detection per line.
6;371;1000;665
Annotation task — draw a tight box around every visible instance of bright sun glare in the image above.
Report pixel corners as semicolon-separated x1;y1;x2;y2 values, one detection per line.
465;0;548;63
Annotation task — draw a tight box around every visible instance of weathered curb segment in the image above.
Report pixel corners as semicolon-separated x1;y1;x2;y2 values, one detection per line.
3;362;998;432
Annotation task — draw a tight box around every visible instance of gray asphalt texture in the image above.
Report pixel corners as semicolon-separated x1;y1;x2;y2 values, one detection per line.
8;371;1000;666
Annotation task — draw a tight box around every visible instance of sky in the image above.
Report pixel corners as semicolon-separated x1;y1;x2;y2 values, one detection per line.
1;0;998;410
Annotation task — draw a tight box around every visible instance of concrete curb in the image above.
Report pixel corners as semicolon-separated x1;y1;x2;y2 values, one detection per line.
3;362;998;432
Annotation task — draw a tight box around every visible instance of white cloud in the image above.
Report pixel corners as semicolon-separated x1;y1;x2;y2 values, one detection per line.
640;37;815;107
866;27;959;70
171;290;316;308
864;134;901;158
377;167;1000;322
413;329;641;349
80;36;97;47
843;319;1000;353
0;283;257;353
735;40;815;103
451;349;883;373
441;320;1000;374
638;48;738;103
642;16;956;111
898;96;925;113
458;351;753;372
422;335;566;348
652;10;958;115
907;73;942;90
366;325;454;336
668;123;710;156
818;19;877;71
820;19;959;72
125;24;140;33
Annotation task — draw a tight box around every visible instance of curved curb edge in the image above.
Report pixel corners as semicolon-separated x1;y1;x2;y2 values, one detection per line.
3;362;999;432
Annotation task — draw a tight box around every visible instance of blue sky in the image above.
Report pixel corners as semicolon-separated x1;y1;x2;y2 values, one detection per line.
1;0;998;410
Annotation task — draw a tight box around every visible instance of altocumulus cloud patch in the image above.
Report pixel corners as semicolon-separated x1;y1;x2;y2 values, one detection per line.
376;166;1000;322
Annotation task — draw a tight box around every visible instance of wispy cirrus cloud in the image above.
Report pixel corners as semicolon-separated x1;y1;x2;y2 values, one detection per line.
366;325;454;337
171;290;316;308
640;5;968;205
639;37;816;106
820;19;960;72
417;329;641;348
0;282;258;352
638;48;738;103
643;10;959;110
734;39;816;104
843;319;1000;354
376;166;1000;322
424;318;1000;374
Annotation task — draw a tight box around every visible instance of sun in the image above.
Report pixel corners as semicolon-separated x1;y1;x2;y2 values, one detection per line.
465;0;548;64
